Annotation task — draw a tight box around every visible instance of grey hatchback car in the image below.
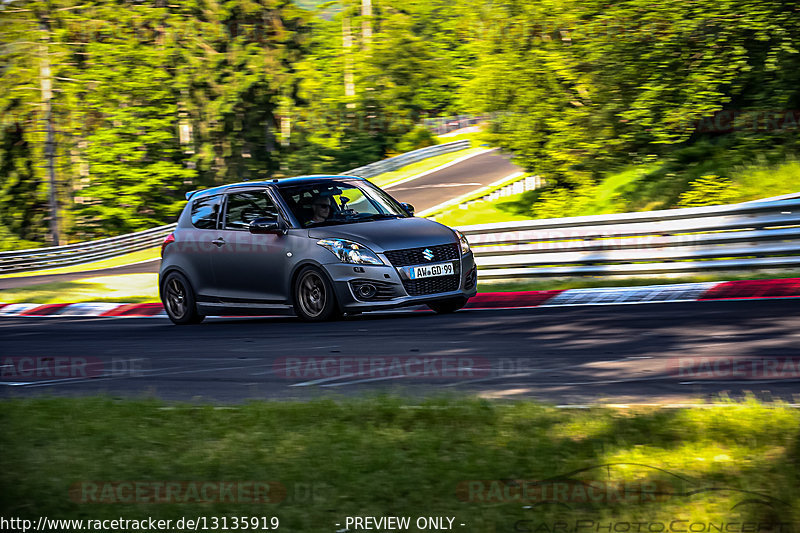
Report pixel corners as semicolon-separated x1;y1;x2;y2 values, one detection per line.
159;175;478;323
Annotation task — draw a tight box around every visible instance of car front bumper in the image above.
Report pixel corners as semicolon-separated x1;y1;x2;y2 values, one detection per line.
323;252;478;312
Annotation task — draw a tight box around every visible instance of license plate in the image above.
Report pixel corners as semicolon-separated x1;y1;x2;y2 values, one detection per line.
408;262;455;280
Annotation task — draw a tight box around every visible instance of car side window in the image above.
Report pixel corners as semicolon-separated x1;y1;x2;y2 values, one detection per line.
191;194;221;229
224;191;280;230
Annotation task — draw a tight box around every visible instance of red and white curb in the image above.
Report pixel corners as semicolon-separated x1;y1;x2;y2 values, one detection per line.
0;302;166;318
1;278;799;318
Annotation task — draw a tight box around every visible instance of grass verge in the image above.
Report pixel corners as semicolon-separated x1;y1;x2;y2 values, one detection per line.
1;396;798;528
432;193;535;226
434;129;483;144
0;273;159;304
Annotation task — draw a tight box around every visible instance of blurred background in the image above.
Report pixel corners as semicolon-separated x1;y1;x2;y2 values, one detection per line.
1;0;799;247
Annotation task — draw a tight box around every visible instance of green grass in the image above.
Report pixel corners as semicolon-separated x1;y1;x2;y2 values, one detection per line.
585;156;800;213
731;158;800;201
2;396;799;527
0;246;161;280
434;130;484;144
584;163;667;214
432;194;535;226
0;273;159;304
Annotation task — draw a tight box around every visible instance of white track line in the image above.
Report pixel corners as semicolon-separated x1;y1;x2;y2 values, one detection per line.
416;171;524;217
289;373;359;387
381;149;496;191
321;374;410;387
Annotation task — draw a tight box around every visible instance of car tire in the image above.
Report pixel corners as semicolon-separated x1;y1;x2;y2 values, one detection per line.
162;271;205;325
427;296;468;314
293;266;340;322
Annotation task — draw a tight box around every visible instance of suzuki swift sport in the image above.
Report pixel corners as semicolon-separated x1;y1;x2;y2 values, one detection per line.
159;175;478;324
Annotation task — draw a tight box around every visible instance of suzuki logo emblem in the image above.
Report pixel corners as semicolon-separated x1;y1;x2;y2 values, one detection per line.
422;248;434;261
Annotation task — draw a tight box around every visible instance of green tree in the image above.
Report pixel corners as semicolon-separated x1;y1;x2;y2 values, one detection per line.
464;0;800;196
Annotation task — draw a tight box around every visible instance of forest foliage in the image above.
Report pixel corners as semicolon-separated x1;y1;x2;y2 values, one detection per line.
1;0;798;247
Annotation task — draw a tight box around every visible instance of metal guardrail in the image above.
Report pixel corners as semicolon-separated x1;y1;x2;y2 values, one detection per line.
5;197;800;278
422;115;487;136
457;197;800;279
0;224;177;275
346;140;471;179
3;142;798;280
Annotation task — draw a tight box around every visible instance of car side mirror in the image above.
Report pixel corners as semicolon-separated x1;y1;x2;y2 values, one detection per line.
400;203;415;216
249;217;287;235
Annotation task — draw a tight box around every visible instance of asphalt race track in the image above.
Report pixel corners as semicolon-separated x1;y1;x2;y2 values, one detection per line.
2;299;799;404
384;150;522;212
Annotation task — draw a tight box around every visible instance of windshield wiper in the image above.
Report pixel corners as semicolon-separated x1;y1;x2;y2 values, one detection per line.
355;213;403;221
306;213;402;226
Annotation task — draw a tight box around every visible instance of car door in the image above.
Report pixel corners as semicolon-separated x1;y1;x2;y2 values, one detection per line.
179;193;222;299
209;188;289;304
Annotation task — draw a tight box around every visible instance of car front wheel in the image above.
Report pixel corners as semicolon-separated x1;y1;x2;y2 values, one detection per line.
162;272;205;325
293;267;340;322
428;296;468;314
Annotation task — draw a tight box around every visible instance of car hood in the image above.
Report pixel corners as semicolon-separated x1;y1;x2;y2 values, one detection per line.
307;217;458;252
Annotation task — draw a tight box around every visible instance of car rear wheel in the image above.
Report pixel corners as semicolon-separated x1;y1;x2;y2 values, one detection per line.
428;296;468;314
162;272;205;325
294;267;340;322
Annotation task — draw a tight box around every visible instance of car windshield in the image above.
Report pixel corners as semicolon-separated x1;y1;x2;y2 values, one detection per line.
277;179;409;227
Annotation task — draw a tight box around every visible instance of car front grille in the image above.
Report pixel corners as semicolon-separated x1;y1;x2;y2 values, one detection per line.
383;243;460;267
402;274;461;296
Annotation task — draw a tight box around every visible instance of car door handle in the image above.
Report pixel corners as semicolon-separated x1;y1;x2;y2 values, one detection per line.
211;238;226;247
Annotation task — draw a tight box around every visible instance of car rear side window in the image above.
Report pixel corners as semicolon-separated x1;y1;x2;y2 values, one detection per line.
191;194;221;229
224;191;280;230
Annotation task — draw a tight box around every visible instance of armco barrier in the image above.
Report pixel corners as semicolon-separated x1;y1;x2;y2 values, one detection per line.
0;224;177;275
3;181;798;280
458;197;800;279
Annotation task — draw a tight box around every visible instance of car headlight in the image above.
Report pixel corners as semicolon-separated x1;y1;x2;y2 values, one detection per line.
317;238;384;265
454;230;471;255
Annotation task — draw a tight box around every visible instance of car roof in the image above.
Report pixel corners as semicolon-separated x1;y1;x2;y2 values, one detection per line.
185;175;366;200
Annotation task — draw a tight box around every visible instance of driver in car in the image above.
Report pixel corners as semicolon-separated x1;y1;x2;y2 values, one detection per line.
309;196;333;224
